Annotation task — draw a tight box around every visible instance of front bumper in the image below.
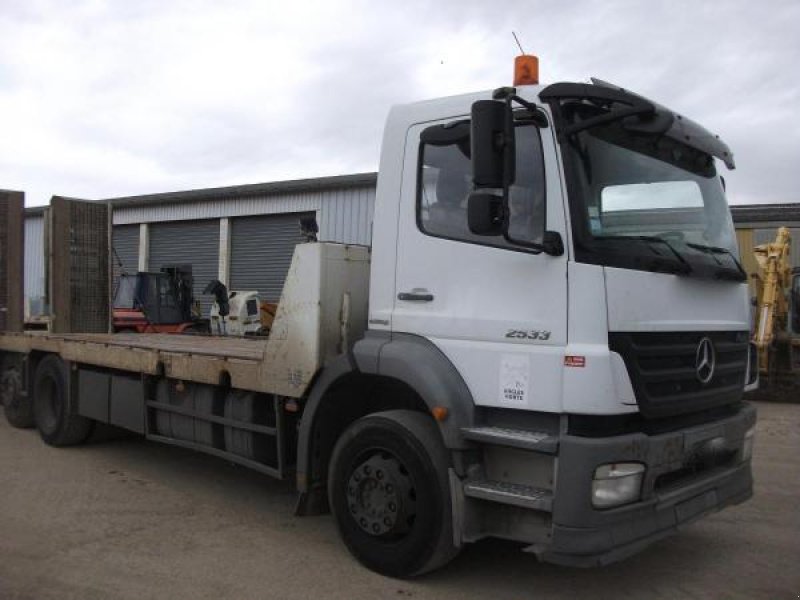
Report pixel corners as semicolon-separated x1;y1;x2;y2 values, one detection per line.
540;402;756;566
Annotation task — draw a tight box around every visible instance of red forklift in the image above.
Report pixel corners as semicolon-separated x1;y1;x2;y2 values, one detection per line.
112;265;208;334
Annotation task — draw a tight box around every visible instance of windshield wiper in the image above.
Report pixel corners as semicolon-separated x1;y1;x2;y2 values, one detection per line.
685;242;747;280
594;235;693;274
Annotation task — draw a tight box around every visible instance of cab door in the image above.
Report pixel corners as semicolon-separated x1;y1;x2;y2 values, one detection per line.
391;116;569;412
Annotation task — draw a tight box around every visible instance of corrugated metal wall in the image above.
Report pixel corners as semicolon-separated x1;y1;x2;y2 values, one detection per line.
112;184;375;246
112;224;139;280
318;186;375;245
24;215;45;304
23;183;375;317
229;213;312;303
149;220;219;316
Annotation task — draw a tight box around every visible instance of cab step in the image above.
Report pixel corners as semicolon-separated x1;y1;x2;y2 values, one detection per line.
461;426;558;453
463;480;553;511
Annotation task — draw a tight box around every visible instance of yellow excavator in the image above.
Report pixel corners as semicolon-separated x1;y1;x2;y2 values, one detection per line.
751;226;800;396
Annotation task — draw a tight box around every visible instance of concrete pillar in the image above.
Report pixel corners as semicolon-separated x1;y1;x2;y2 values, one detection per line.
138;223;149;271
219;218;230;287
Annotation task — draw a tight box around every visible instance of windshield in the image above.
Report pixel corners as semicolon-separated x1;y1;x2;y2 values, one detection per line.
562;108;742;280
113;276;137;309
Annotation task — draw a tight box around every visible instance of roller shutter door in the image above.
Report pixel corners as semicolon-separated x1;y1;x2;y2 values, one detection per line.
149;219;219;316
230;213;311;303
112;224;139;282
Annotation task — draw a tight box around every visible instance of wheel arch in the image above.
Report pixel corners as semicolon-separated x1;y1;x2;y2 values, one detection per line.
295;332;475;515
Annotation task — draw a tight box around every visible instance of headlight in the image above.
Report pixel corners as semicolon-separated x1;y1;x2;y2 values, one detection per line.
742;426;755;463
592;462;645;509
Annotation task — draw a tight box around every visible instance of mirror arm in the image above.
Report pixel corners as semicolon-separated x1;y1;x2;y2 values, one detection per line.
496;94;563;257
509;94;538;113
501;230;564;257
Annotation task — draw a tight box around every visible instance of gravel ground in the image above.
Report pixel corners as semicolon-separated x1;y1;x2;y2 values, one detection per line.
0;401;798;600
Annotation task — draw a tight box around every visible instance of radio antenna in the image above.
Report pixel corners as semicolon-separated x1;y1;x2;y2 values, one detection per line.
512;31;526;54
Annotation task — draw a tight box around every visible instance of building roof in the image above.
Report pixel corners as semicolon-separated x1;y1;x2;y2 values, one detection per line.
105;172;378;208
22;172;378;217
730;203;800;226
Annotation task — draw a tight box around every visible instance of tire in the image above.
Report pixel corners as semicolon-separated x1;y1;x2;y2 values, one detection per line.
2;366;34;428
328;410;459;578
33;355;93;446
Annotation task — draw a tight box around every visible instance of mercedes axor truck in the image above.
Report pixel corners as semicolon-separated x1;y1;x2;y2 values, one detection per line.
0;55;758;577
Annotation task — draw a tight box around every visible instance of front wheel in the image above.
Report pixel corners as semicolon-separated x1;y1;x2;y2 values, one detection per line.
328;410;459;577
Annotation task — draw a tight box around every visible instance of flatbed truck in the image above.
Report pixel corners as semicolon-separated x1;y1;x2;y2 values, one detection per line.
0;59;759;577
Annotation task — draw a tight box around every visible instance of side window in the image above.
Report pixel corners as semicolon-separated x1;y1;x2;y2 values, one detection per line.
418;124;546;249
159;278;178;308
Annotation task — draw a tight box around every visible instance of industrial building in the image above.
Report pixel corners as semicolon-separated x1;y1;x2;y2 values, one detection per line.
731;203;800;297
21;176;800;318
23;173;376;317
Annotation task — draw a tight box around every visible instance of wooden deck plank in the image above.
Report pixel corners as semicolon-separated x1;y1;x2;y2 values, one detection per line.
44;333;267;361
0;331;271;393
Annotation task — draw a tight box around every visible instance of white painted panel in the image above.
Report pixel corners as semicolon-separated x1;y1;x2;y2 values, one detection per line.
605;267;750;332
392;117;569;413
261;242;370;397
560;261;636;415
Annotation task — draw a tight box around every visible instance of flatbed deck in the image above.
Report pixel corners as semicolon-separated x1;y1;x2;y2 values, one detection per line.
0;331;271;392
0;243;371;398
49;332;268;360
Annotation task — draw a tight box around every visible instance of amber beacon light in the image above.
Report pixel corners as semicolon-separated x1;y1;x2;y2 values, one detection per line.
514;54;539;86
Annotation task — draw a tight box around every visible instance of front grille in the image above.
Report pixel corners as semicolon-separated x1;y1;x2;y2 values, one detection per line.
609;331;748;418
654;449;738;492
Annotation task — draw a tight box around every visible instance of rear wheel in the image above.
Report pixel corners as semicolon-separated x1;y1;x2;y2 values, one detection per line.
33;355;93;446
2;366;33;428
328;410;459;577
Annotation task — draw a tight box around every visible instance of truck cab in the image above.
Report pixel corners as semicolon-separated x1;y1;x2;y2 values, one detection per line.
316;73;756;573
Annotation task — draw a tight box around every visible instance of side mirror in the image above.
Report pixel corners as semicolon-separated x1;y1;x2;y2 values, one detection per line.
471;100;514;188
467;193;503;236
542;231;564;257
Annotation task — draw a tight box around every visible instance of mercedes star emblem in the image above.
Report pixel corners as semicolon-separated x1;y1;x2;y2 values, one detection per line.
695;337;716;384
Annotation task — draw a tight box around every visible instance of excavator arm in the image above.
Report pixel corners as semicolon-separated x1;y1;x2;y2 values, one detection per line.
752;227;792;374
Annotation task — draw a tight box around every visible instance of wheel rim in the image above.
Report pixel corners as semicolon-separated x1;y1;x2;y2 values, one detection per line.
346;450;418;538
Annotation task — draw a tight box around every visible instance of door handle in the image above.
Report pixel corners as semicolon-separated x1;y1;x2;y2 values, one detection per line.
398;292;434;302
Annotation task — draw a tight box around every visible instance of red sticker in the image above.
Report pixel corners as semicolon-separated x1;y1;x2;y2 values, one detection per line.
564;355;586;368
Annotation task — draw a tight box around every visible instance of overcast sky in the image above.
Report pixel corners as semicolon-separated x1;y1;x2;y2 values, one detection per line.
1;0;798;207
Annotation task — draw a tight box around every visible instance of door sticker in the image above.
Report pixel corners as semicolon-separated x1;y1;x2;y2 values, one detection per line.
500;354;529;404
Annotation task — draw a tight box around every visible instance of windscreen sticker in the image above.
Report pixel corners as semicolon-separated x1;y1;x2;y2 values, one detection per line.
499;354;529;404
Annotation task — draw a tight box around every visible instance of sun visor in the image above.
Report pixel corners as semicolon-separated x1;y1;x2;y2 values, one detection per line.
540;79;736;170
589;78;736;170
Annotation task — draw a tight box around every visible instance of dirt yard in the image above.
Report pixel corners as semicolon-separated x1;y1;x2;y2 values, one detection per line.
1;402;798;599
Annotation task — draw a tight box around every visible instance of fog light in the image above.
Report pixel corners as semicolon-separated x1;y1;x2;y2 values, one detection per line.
742;426;755;463
592;463;645;509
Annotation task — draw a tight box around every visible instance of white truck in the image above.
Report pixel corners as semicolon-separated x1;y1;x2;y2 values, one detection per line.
0;61;757;577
